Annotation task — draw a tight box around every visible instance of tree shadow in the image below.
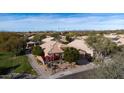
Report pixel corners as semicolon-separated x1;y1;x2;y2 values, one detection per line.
77;58;90;65
76;53;93;65
0;53;4;56
0;65;20;75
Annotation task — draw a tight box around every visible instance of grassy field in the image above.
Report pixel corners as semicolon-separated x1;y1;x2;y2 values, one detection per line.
0;52;36;75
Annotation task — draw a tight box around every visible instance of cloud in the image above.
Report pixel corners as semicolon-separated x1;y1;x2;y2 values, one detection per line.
0;13;124;31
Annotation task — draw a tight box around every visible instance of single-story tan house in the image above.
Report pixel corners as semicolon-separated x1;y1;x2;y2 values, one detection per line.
115;37;124;46
67;39;93;56
42;37;54;43
40;41;64;56
40;41;65;62
28;35;34;40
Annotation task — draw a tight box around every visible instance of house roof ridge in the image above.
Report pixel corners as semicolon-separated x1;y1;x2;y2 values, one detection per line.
48;41;58;54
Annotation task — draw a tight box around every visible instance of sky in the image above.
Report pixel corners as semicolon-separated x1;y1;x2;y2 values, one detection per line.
0;13;124;31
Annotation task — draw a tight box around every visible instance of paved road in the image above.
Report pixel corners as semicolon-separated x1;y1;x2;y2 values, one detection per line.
48;63;97;79
27;54;49;79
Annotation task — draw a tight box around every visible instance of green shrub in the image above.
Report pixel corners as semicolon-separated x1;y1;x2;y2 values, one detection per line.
33;34;46;42
85;35;118;63
51;32;61;40
32;46;45;56
65;35;73;42
64;47;79;63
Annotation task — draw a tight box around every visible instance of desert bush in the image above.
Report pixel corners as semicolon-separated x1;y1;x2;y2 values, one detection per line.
63;47;79;63
32;45;45;56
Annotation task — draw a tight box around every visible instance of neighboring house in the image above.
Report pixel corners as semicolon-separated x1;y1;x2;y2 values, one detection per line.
118;34;124;38
104;34;124;46
76;36;88;39
26;41;36;49
115;38;124;46
26;41;39;50
42;36;54;43
28;35;34;40
60;36;67;42
104;33;118;39
67;39;93;56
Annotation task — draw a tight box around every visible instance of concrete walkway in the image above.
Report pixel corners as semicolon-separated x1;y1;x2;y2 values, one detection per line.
48;63;97;79
27;54;49;79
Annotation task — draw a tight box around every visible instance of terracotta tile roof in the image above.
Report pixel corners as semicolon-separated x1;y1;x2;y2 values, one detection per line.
49;42;63;54
67;39;93;56
40;41;64;56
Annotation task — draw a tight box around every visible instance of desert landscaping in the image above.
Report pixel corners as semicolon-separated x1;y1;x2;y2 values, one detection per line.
1;13;124;79
1;30;124;79
23;31;124;78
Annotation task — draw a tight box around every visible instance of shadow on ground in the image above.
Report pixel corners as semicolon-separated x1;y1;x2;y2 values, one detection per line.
0;65;20;75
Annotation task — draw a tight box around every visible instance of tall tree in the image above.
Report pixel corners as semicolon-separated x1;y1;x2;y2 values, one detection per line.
0;32;26;55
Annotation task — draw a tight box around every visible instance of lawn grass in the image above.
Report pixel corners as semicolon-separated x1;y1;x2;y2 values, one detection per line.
0;52;37;75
